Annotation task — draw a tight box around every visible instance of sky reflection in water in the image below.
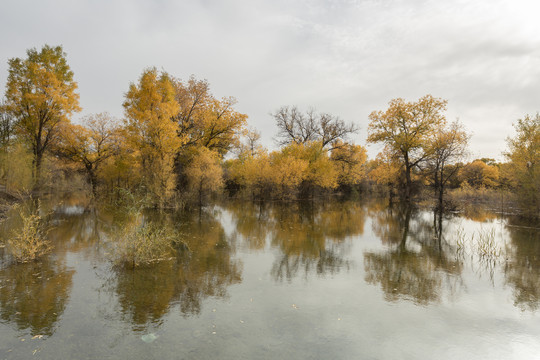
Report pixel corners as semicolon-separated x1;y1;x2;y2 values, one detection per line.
0;198;539;359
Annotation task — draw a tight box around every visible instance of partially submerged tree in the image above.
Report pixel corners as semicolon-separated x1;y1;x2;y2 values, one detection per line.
123;68;182;206
4;45;81;186
272;106;358;150
505;113;540;217
367;95;447;201
330;141;368;192
184;147;223;207
368;148;401;202
55;113;119;195
425;120;469;208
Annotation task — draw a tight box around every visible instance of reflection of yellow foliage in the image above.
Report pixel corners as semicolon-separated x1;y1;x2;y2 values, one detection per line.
224;201;367;280
365;206;463;305
461;205;498;222
504;218;540;311
112;211;242;328
0;261;74;336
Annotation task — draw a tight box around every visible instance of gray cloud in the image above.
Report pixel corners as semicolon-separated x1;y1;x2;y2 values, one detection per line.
1;0;538;159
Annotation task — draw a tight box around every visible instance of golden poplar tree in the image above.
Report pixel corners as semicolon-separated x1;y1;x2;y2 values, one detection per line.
367;95;447;201
55;113;119;195
123;68;182;206
4;45;81;186
505;114;540;216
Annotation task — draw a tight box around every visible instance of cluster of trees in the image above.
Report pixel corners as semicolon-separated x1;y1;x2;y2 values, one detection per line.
366;95;539;216
226;106;365;199
0;45;538;217
0;45;247;207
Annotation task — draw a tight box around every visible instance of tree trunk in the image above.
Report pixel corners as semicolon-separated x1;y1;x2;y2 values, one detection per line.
33;152;43;191
404;165;412;202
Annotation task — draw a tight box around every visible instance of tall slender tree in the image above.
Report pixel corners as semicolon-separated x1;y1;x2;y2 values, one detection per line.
425;120;469;208
123;68;182;206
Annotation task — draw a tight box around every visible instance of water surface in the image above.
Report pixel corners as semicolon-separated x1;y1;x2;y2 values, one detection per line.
0;198;539;359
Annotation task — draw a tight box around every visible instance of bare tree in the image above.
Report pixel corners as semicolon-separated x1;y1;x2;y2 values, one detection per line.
272;106;358;150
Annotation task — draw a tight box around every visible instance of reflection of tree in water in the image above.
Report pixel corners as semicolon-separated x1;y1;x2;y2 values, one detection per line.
0;260;74;336
364;205;463;305
268;201;366;281
503;217;540;311
461;204;498;223
110;211;241;331
0;199;92;337
226;201;271;250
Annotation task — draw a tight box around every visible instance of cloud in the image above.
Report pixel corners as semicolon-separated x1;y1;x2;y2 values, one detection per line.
0;0;539;159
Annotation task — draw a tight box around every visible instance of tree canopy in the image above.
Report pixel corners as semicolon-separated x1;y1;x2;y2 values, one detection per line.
4;45;80;185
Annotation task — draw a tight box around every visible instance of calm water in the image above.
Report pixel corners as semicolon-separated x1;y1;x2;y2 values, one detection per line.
0;197;539;359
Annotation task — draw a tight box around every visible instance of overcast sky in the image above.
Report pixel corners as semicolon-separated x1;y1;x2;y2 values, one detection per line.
1;0;539;160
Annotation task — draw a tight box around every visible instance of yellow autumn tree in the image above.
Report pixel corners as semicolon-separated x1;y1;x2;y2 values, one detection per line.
228;150;273;199
369;148;402;200
367;95;447;201
458;160;499;188
505;114;540;216
425;120;469;208
4;45;81;186
55;113;119;195
269;148;308;199
173;76;247;156
123;68;182;207
330;141;368;191
184;147;223;206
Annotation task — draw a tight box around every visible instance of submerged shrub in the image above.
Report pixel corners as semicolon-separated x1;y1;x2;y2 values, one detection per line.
109;216;185;268
7;202;52;262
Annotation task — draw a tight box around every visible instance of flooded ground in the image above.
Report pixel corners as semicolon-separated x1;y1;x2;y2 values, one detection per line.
0;197;539;359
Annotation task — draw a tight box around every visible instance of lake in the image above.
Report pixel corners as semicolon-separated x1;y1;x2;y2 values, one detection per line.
0;196;539;359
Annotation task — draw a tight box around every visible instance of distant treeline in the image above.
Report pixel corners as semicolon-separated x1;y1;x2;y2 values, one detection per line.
0;45;538;217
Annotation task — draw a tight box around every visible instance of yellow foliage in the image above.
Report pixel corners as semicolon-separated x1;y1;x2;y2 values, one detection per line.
369;149;401;186
184;147;223;203
4;45;81;184
174;77;247;157
7;202;52;262
331;141;368;187
0;142;33;193
56;113;119;193
269;147;308;196
228;151;272;195
505;114;540;215
368;95;447;200
458;160;499;188
123;68;183;206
